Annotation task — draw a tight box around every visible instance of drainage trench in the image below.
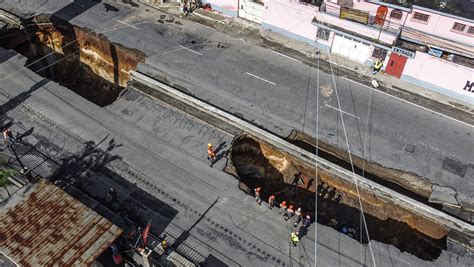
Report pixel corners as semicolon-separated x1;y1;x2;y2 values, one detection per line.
0;14;145;106
226;135;447;261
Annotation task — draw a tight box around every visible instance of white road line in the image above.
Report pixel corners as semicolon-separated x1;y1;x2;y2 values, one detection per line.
245;72;276;86
117;20;140;30
272;50;299;62
325;104;360;119
73;2;86;8
340;76;473;128
178;45;203;56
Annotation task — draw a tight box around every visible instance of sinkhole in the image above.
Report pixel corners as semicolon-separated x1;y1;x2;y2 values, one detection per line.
0;14;145;106
226;135;447;261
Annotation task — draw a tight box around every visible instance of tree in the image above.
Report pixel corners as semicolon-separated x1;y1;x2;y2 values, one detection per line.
0;169;16;198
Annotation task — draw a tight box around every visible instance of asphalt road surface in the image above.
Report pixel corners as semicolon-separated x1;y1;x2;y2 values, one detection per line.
0;1;473;266
2;0;473;211
2;45;472;265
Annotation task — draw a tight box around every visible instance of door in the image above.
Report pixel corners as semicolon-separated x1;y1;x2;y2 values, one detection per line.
385;53;408;78
331;35;345;56
332;35;369;63
352;42;370;63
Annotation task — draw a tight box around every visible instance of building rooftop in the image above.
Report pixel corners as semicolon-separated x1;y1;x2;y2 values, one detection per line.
380;0;474;20
0;179;123;266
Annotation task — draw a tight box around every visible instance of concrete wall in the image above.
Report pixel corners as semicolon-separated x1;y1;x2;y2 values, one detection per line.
261;0;332;50
202;0;239;17
402;52;474;104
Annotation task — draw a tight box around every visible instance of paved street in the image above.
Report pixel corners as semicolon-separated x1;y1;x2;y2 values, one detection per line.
20;0;472;209
2;0;473;212
0;42;472;266
0;1;473;266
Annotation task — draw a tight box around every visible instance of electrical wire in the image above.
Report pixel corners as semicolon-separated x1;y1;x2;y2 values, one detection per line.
314;32;320;267
326;52;377;267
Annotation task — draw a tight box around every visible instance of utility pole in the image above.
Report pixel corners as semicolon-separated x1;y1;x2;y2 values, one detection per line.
376;11;388;43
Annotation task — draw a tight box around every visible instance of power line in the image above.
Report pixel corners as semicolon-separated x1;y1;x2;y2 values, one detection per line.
326;52;377;267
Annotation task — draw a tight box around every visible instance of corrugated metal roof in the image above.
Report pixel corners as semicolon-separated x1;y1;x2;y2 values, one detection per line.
0;179;122;266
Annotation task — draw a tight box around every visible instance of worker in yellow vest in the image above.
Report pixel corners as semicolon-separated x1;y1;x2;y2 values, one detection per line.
373;58;383;75
290;232;299;247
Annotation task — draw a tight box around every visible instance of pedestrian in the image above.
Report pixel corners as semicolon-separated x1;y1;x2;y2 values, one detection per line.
254;187;262;205
279;201;287;214
290;231;299;247
180;0;189;17
268;195;275;209
207;143;216;167
372;58;383;75
108;187;118;202
161;234;170;255
293;208;302;227
3;129;16;144
302;215;312;228
298;225;307;239
284;205;294;221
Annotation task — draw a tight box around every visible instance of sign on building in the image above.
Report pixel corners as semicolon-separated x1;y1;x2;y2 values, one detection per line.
392;47;415;59
339;7;369;25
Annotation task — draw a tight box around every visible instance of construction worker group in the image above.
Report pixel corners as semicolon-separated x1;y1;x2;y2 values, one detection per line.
206;142;311;247
254;186;312;247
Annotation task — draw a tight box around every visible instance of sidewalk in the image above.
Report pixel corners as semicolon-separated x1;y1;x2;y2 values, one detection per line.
148;3;474;118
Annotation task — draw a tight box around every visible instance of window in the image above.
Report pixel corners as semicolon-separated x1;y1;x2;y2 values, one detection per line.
468;26;474;35
317;27;330;41
412;12;430;23
452;22;466;32
371;47;388;60
390;9;403;20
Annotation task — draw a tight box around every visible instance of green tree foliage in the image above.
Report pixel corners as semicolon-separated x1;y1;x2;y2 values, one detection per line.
0;169;16;198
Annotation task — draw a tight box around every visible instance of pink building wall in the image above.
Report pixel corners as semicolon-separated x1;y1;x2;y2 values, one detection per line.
349;2;473;45
403;7;473;45
352;1;409;30
318;2;397;44
262;0;333;48
203;0;238;17
402;52;474;102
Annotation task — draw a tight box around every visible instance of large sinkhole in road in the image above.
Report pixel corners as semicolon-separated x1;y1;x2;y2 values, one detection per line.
226;135;447;261
0;14;145;106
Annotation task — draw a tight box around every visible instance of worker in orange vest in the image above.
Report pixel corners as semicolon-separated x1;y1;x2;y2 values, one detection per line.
279;201;287;215
284;205;294;221
268;195;275;209
254;187;262;205
207;143;216;167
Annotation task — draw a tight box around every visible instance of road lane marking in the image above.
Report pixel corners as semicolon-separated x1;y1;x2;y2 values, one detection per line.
340;76;473;128
117;20;140;30
245;72;276;86
178;45;203;56
73;2;86;8
325;104;360;119
272;50;299;62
